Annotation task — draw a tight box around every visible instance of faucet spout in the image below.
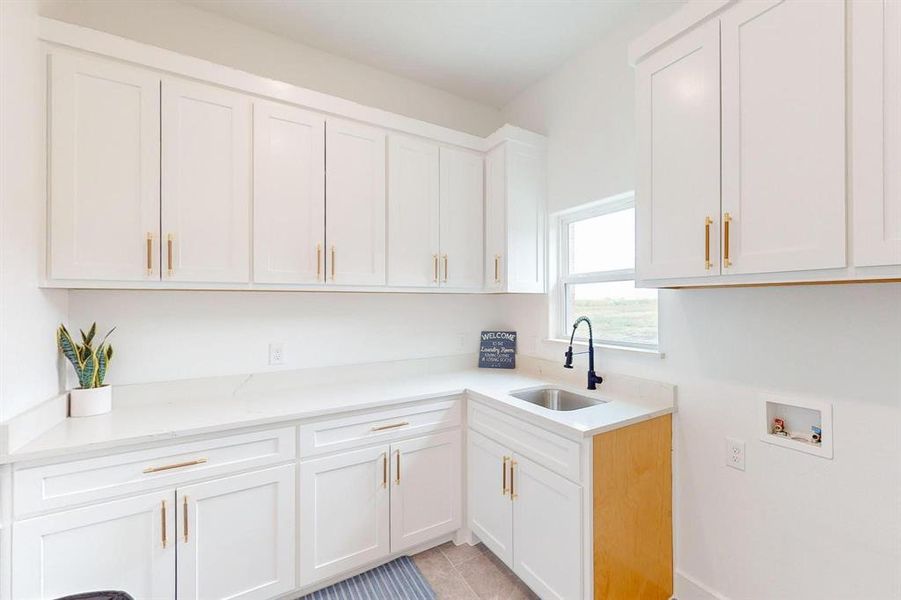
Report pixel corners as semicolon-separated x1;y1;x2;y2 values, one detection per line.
564;317;604;390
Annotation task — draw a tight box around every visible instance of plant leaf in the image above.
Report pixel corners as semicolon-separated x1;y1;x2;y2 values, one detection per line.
81;350;97;388
57;325;84;373
85;322;97;345
96;345;108;387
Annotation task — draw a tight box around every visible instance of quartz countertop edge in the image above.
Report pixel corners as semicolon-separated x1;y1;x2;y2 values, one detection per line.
3;369;675;464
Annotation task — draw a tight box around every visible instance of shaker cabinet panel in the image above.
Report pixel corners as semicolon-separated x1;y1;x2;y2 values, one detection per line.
253;101;325;284
387;135;440;287
720;0;846;274
852;0;901;267
467;429;514;565
13;491;175;600
635;20;721;281
390;431;462;553
177;466;296;600
161;78;251;283
439;147;484;289
325;118;387;286
299;445;391;586
48;53;161;282
484;145;507;291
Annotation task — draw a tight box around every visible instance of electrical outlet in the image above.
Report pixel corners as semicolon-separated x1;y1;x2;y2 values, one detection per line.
268;342;286;366
726;437;746;471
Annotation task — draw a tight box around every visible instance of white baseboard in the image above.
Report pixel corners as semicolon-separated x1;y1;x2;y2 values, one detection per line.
675;570;729;600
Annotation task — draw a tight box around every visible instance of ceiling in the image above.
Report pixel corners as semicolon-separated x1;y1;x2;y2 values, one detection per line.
180;0;656;107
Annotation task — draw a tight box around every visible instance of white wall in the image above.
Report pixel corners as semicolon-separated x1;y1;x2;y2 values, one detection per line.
37;0;503;137
68;291;506;385
0;0;68;422
501;5;901;600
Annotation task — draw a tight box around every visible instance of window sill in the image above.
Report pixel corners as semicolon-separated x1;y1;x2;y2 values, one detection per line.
545;338;665;359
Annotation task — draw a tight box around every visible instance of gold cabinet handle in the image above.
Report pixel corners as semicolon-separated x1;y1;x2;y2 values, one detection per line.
502;456;510;496
146;233;154;275
395;450;401;485
370;421;409;432
183;495;189;543
382;452;388;488
509;459;517;500
166;233;174;275
330;246;336;280
143;458;208;474
494;255;500;283
443;254;448;283
723;212;732;268
161;499;168;548
316;244;322;280
704;217;713;270
433;254;439;283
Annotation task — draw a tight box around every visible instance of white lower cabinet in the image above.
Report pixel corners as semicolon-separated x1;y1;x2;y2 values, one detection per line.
300;429;462;587
468;429;582;600
13;490;176;600
177;465;296;600
299;444;391;586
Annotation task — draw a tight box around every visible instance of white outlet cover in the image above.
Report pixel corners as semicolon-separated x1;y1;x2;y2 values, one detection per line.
268;342;286;366
725;437;746;471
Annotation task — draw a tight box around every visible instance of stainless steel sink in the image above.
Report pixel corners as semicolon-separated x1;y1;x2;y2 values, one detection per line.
509;388;606;411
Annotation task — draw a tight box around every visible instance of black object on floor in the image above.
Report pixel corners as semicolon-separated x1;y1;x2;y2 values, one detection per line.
298;556;436;600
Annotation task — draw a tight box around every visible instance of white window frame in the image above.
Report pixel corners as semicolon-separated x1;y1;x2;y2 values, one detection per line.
551;191;659;351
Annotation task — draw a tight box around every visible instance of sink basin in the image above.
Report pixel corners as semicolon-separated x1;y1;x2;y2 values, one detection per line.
509;388;606;411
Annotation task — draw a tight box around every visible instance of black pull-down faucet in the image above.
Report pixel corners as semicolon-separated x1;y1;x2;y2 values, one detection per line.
564;316;604;390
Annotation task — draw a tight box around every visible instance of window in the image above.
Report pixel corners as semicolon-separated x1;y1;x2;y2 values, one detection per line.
556;193;658;349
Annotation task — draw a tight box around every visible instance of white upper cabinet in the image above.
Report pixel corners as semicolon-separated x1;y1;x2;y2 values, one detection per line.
177;466;295;600
439;147;484;289
720;0;846;274
162;78;252;283
636;20;721;281
253;101;325;284
484;138;546;293
325;118;387;286
49;53;161;281
387;135;440;287
852;0;901;267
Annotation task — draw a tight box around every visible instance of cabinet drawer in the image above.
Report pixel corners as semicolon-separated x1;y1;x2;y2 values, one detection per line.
299;397;461;457
14;427;295;517
468;400;581;482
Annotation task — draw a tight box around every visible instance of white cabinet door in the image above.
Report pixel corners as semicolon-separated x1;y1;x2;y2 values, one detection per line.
852;0;901;267
467;429;513;565
387;135;440;287
253;100;325;284
162;78;251;283
511;455;581;600
299;445;390;586
484;145;507;291
325;118;387;285
635;20;721;281
13;490;175;599
720;0;846;274
390;430;462;553
439;147;484;289
505;142;546;293
49;53;161;281
177;465;295;600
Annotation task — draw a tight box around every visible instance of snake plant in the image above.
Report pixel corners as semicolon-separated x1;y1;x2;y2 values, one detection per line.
57;322;115;389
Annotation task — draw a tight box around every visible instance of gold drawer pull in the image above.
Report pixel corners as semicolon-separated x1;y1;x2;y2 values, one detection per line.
143;458;208;474
330;246;336;280
166;233;175;275
183;495;189;543
382;452;388;488
443;254;448;283
723;212;732;268
370;421;410;432
502;456;510;495
146;233;154;275
395;450;401;485
704;217;713;270
510;459;517;500
316;244;322;280
161;499;168;548
433;254;439;283
494;255;500;283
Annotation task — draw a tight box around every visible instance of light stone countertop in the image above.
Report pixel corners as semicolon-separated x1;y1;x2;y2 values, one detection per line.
3;357;675;464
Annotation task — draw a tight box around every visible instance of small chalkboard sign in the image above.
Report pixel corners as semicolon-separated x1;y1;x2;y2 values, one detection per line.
479;331;516;369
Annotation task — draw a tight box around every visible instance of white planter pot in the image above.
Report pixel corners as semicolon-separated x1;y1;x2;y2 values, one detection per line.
69;385;112;417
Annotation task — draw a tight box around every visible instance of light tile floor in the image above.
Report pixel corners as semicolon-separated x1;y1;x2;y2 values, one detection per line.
413;542;539;600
